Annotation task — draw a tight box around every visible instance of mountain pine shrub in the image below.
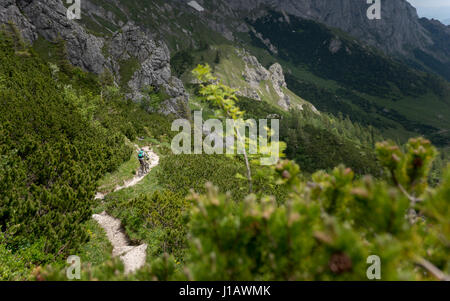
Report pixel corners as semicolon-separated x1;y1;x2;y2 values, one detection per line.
0;31;132;273
180;139;449;280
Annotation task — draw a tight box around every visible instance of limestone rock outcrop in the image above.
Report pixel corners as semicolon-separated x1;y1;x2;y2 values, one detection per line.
238;50;291;110
0;0;188;117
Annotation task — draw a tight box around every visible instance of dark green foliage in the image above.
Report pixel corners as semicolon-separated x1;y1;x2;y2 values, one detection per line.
185;184;370;280
118;57;140;90
416;18;450;81
156;153;287;202
419;166;450;273
180;138;449;281
0;32;131;270
2;19;449;281
235;95;287;120
248;11;450;147
33;36;100;93
284;75;391;129
95;88;175;141
282;123;380;175
285;73;449;147
0;233;33;280
248;11;444;98
139;86;171;113
236;96;382;175
214;50;221;64
105;190;189;259
0;29;179;278
34;130;449;281
171;50;195;77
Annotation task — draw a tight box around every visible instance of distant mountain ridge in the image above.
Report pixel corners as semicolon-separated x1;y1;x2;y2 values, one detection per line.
0;0;449;145
32;0;447;81
199;0;450;81
3;0;448;80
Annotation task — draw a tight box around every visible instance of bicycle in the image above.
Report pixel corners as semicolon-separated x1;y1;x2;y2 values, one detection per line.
138;158;150;177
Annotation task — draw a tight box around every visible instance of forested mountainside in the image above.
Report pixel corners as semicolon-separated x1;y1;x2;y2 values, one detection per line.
73;0;450;80
247;10;450;147
0;0;449;281
27;0;448;147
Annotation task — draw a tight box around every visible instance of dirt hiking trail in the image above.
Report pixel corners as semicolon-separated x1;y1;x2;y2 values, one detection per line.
93;146;159;274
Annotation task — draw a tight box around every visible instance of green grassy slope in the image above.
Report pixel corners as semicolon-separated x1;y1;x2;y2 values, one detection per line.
0;30;131;278
0;29;176;279
173;44;310;110
0;29;290;278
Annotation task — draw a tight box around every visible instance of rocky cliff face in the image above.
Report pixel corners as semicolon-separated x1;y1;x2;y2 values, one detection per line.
268;63;290;110
213;0;449;79
136;0;447;80
0;0;36;43
107;24;188;115
238;49;291;110
0;0;188;116
218;0;430;55
75;0;449;80
19;0;107;73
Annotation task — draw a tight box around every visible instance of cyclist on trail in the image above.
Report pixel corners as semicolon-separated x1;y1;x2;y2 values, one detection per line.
138;149;149;172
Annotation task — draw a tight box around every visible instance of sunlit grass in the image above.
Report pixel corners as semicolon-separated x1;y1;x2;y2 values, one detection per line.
97;148;140;194
79;220;113;266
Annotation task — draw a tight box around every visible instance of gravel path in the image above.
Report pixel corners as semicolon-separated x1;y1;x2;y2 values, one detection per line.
111;146;159;192
93;146;159;274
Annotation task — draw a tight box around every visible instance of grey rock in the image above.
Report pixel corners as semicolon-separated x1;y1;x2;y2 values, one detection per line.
18;0;107;74
329;38;342;54
216;0;431;56
242;53;270;87
116;24;188;114
0;0;188;117
0;0;36;43
269;63;290;110
238;50;291;109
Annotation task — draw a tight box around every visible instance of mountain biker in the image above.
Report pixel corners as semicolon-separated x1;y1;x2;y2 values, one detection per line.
138;149;149;171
